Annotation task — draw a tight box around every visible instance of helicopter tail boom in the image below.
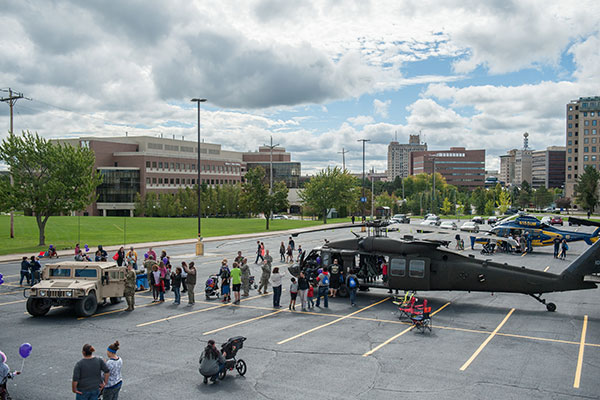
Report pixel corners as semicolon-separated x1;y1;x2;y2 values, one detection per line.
561;236;600;279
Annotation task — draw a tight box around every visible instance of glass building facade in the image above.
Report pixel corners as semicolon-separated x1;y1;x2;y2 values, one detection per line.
96;169;140;203
246;162;301;188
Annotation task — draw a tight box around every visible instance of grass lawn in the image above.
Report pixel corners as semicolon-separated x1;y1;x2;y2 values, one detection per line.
0;215;350;256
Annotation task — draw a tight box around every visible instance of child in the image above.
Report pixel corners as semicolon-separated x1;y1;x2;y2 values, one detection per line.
221;276;231;303
171;267;182;305
0;350;21;399
307;283;315;309
289;277;298;311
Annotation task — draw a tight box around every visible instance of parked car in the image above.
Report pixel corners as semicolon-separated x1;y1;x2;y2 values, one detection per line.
460;221;480;233
543;206;555;213
487;216;498;225
391;214;410;224
387;221;401;231
550;216;563;226
424;216;441;226
541;216;551;225
272;215;289;220
420;219;439;227
505;208;519;215
440;221;458;230
472;216;484;224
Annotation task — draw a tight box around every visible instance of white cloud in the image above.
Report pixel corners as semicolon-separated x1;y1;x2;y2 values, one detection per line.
347;115;375;126
373;99;391;118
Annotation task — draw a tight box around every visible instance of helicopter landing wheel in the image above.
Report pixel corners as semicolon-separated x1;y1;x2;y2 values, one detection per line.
546;302;556;312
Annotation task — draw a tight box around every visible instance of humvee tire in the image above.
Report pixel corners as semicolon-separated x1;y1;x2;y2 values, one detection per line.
110;297;121;305
337;284;349;298
26;298;51;317
75;291;98;317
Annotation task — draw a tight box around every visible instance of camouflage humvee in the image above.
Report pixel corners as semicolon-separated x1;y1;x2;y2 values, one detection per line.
25;261;127;317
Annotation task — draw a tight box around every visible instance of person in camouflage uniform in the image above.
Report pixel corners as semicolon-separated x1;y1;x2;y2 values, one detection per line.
258;251;272;294
124;263;137;311
240;258;250;296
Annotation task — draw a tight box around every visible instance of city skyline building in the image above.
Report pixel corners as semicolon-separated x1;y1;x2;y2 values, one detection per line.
410;147;486;189
565;96;600;199
531;146;566;189
387;134;427;181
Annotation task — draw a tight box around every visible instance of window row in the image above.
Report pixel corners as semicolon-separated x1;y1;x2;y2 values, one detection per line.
145;161;241;174
145;177;240;185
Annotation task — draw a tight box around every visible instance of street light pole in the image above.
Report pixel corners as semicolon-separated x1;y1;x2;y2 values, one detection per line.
357;139;370;231
191;98;207;256
263;136;279;222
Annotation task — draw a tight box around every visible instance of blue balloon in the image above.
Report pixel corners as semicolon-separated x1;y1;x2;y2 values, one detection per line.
19;343;32;359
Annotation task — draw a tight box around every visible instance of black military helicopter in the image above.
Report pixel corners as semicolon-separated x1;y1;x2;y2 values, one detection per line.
291;221;600;311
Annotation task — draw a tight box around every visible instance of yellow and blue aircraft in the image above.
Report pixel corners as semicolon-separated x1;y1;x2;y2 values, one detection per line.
480;215;600;247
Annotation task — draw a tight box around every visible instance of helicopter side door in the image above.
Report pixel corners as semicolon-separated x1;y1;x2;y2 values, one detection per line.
388;257;431;291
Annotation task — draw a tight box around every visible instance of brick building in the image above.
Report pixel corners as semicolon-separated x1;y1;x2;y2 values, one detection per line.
410;147;485;189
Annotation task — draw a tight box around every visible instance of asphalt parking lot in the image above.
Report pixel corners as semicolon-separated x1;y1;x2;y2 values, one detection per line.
1;221;599;399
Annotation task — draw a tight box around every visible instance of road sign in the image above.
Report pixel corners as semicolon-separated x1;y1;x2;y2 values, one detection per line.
360;197;367;203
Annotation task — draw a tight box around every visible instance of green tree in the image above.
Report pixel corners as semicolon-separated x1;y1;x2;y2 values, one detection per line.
484;199;495;216
533;186;553;209
241;166;288;229
134;193;144;216
440;197;453;215
0;131;102;245
300;166;357;224
462;197;472;215
575;165;600;214
497;190;511;214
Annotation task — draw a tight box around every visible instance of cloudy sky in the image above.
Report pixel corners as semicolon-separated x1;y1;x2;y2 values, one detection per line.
1;0;600;174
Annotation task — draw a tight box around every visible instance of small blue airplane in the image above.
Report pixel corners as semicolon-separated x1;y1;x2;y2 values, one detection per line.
483;215;600;247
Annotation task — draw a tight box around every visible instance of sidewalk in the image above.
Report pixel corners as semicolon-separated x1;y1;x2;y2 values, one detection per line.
0;222;358;263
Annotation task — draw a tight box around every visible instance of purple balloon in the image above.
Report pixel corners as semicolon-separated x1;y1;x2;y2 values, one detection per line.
19;343;32;359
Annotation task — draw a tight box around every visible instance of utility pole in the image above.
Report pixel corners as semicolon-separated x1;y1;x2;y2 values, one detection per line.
191;98;207;255
1;88;25;239
264;136;280;221
338;148;348;171
370;167;374;220
357;139;370;231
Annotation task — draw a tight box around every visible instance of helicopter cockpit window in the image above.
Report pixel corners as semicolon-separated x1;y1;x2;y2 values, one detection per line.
390;258;406;277
322;252;331;267
409;260;425;278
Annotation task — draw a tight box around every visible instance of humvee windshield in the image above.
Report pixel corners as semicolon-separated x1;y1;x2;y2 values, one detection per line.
75;269;97;278
49;268;71;277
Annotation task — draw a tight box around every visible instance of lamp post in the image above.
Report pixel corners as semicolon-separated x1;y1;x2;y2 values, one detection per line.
191;98;207;256
357;139;370;231
263;136;280;222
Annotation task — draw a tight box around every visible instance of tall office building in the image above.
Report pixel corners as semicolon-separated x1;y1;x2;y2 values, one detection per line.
499;133;537;187
565;97;600;198
531;146;566;189
387;134;427;180
499;149;517;186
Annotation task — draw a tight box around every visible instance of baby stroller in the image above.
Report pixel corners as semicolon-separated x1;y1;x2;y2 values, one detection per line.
205;275;220;300
218;336;247;380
